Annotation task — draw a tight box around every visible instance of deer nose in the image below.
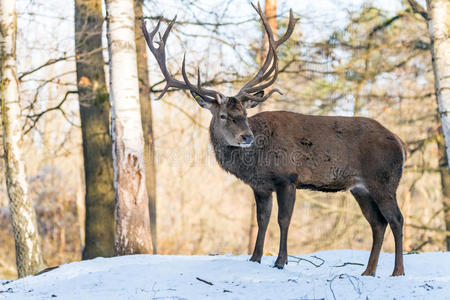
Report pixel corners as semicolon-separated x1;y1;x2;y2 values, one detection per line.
241;134;254;145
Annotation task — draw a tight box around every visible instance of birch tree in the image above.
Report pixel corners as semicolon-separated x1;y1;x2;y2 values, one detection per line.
75;0;115;259
105;0;152;255
0;0;43;277
427;0;450;161
407;0;450;250
428;0;450;251
134;0;158;254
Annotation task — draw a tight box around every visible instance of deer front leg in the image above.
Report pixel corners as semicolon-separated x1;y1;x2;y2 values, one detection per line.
274;183;296;269
249;190;273;263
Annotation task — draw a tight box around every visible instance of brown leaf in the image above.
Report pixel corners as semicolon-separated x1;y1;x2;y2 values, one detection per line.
79;76;91;86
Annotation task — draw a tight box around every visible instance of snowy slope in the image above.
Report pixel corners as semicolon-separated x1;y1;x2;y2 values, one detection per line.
1;250;449;300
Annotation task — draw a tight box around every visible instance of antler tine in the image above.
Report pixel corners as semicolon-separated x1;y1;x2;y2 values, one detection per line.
142;18;223;102
142;17;189;100
181;55;221;102
248;8;298;94
162;16;176;42
196;66;224;100
241;88;283;102
275;9;298;46
236;3;298;100
238;3;276;92
144;18;161;51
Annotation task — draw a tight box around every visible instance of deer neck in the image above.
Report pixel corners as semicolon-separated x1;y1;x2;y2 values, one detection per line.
209;118;245;172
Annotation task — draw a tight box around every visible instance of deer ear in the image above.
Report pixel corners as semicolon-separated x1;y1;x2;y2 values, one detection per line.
242;91;264;109
191;91;215;110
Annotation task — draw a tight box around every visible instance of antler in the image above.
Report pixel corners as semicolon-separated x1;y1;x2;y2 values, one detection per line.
142;3;297;105
141;18;223;102
235;3;298;102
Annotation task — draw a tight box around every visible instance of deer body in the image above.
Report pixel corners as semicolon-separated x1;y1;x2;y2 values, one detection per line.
212;111;405;194
143;3;405;276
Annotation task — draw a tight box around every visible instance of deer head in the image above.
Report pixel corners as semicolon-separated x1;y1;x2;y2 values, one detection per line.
142;3;297;147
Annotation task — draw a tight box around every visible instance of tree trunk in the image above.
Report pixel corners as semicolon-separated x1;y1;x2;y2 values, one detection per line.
263;0;277;48
75;0;115;259
249;0;278;253
427;0;450;166
437;133;450;250
0;0;43;277
134;0;158;254
258;0;277;69
105;0;152;255
427;0;450;250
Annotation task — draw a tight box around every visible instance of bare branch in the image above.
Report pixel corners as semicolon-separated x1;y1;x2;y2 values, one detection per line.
23;90;79;135
406;0;430;21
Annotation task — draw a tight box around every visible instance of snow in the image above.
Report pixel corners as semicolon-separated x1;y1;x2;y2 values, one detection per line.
1;250;449;299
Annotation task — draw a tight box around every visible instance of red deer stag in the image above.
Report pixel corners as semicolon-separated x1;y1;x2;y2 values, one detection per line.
142;3;406;276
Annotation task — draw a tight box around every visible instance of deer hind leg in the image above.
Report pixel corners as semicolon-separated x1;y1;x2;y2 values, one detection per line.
250;190;273;263
370;189;404;276
274;183;296;269
351;186;387;276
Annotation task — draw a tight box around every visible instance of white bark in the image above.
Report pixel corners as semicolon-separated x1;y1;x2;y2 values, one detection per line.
428;0;450;163
105;0;152;254
0;0;43;277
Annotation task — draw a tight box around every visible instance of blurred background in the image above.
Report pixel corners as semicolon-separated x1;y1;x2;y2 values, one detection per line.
1;0;447;279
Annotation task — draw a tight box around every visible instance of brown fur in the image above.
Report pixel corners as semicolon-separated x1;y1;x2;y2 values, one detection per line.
210;109;406;276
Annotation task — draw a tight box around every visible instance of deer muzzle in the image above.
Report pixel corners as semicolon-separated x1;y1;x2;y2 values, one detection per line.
239;134;254;147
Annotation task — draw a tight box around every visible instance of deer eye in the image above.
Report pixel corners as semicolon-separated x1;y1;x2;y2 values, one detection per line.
220;114;227;120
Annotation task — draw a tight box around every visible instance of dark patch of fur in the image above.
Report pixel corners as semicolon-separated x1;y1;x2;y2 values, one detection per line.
300;137;312;147
297;184;346;193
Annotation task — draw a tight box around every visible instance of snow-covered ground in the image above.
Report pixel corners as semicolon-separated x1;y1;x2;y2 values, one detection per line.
1;250;449;299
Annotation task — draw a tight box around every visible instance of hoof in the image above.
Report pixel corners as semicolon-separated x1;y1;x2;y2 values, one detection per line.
391;270;405;277
392;266;405;276
273;257;286;269
273;264;284;269
249;256;261;263
361;270;376;277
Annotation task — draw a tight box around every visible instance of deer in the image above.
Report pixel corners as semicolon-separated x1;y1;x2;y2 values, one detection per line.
142;3;406;277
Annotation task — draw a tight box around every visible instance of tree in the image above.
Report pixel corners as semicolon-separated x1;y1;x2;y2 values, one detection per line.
407;0;450;250
426;0;450;251
75;0;115;259
105;0;152;254
134;0;158;254
0;0;43;277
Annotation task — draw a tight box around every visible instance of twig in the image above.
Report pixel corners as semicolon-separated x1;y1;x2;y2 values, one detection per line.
196;277;213;286
329;273;362;300
406;0;430;21
405;223;450;236
409;239;430;252
35;265;59;276
19;56;71;80
333;262;364;268
23;90;78;135
288;255;325;267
